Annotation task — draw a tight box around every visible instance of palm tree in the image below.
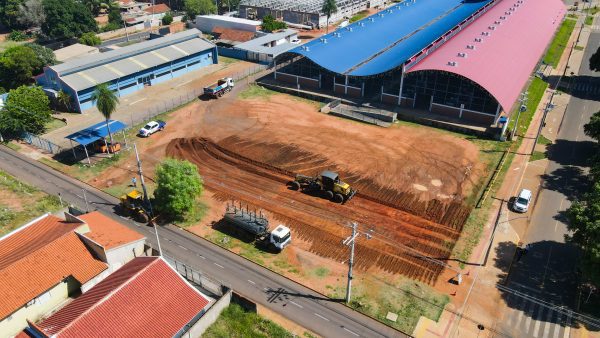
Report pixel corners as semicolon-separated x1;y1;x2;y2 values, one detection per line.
57;90;71;112
91;83;119;146
322;0;338;34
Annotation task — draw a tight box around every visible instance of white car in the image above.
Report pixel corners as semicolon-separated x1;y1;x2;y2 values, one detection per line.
513;189;532;213
138;120;166;137
290;38;302;45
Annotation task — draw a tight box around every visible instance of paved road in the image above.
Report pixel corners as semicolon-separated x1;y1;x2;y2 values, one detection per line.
99;31;151;48
495;20;600;338
0;146;405;338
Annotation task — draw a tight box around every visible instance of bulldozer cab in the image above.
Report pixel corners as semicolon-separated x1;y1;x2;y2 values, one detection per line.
320;170;340;190
121;190;143;208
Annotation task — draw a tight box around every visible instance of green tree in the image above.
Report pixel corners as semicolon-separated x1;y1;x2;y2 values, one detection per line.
162;12;173;25
261;14;286;33
0;85;52;136
91;83;119;145
585;111;600;142
17;0;45;28
154;158;203;220
79;32;101;46
0;0;25;29
25;43;57;68
41;0;97;39
57;90;72;112
590;46;600;72
184;0;215;19
0;45;43;89
322;0;337;34
107;2;122;25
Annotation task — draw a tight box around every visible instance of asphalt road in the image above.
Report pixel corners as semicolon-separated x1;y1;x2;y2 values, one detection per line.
496;22;600;337
0;146;405;338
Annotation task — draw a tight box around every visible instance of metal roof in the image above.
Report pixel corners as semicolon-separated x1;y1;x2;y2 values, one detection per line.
234;29;298;56
408;0;566;112
59;35;215;92
65;120;128;146
285;0;493;76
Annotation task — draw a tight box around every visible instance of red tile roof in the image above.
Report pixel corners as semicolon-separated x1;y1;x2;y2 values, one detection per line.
36;257;211;338
78;211;145;250
143;4;170;14
213;27;256;42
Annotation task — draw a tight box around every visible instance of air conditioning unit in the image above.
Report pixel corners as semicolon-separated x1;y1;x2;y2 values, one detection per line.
505;11;512;15
474;37;483;42
448;61;458;66
458;52;467;58
482;31;490;36
466;44;475;49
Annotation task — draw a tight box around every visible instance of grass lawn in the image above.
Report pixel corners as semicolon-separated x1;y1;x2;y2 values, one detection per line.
238;84;278;100
203;303;295;338
529;151;547;162
585;15;594;25
537;134;552;145
0;170;62;236
543;19;576;68
350;10;369;23
506;77;549;137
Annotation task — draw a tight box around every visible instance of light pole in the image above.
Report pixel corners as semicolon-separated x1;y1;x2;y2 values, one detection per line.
134;143;162;256
510;92;528;140
342;222;372;304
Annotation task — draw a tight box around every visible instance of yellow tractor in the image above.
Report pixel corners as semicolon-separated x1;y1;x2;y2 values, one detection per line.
289;170;357;204
119;190;150;223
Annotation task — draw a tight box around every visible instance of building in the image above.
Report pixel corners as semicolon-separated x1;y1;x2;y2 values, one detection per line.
230;29;299;63
272;0;566;125
143;3;171;21
23;257;214;338
238;0;386;28
53;43;99;63
195;14;261;33
37;29;218;112
0;212;145;337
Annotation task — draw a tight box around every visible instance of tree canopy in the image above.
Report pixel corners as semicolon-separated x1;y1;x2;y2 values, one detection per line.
0;85;52;136
0;45;44;89
17;0;45;28
154;158;204;221
41;0;97;39
79;32;101;46
184;0;215;20
91;83;119;144
0;0;25;29
590;46;600;73
25;43;57;67
261;14;286;32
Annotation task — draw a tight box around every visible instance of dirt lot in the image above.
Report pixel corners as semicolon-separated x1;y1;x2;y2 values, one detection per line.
90;84;486;285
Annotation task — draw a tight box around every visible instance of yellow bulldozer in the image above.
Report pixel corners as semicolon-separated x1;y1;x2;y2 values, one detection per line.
288;170;356;204
119;190;150;223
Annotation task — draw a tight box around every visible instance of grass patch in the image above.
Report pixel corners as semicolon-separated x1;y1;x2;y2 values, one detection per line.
567;13;578;19
3;141;21;151
585;15;594;25
506;77;549;137
219;56;240;66
45;118;67;133
584;6;600;15
575;45;585;51
179;200;209;227
313;267;329;278
238;84;277;100
543;19;576;68
529;151;547;162
204;303;295;338
537;134;552;145
349;10;369;23
0;170;62;236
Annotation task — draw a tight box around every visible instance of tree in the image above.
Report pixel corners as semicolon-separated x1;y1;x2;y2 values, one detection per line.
591;46;600;72
154;158;203;220
322;0;337;34
25;43;57;68
0;0;25;29
82;0;103;16
0;85;52;136
162;12;173;25
17;0;45;28
0;45;43;89
261;14;286;33
57;90;72;112
91;83;119;145
79;32;101;46
107;2;122;25
184;0;215;19
41;0;97;39
585;111;600;142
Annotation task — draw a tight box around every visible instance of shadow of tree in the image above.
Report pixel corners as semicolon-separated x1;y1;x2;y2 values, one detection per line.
547;75;600;101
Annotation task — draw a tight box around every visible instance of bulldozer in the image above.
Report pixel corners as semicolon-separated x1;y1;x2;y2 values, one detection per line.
288;170;357;204
119;190;150;223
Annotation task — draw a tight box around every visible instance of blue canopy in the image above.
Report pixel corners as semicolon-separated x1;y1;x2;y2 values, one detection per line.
65;120;128;146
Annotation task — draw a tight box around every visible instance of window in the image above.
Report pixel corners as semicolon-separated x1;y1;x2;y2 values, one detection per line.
119;82;137;90
187;60;200;67
79;97;92;104
172;65;186;72
156;71;170;77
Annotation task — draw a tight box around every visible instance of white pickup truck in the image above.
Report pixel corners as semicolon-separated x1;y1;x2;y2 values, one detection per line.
138;120;166;137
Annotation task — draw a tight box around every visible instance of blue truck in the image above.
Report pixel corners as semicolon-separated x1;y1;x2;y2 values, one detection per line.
203;77;234;98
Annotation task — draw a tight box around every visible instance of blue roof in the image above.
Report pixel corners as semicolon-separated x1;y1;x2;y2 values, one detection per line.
65;120;128;146
287;0;492;76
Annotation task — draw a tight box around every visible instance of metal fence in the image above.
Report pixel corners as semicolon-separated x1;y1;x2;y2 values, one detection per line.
164;255;229;297
22;131;64;154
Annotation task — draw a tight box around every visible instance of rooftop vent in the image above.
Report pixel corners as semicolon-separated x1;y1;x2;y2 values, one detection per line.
505;11;512;15
457;52;467;58
359;22;365;26
481;31;490;36
466;44;475;49
346;27;353;32
302;46;310;51
494;20;501;24
378;13;384;17
474;37;483;42
320;38;328;43
489;25;496;30
500;16;507;20
448;61;458;67
369;17;375;22
334;32;341;37
387;9;393;13
509;7;516;11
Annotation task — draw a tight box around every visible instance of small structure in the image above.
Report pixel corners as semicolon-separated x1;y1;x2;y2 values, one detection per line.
65;119;128;165
0;212;145;337
23;257;215;338
195;14;261;33
53;43;99;63
143;3;171;21
233;29;299;62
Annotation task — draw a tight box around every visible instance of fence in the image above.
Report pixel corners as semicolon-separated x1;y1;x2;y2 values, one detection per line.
22;131;64;155
164;255;229;297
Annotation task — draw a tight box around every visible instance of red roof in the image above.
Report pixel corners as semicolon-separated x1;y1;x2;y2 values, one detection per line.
213;27;256;42
35;257;211;338
78;211;145;250
143;4;170;14
409;0;566;112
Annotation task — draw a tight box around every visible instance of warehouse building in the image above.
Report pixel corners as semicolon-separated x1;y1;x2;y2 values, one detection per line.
272;0;566;125
238;0;386;28
38;29;217;112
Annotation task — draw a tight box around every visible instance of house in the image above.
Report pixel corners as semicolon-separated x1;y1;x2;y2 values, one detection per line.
23;257;214;338
0;212;145;337
143;3;171;21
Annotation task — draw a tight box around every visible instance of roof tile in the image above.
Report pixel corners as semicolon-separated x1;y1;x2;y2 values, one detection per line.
78;211;145;250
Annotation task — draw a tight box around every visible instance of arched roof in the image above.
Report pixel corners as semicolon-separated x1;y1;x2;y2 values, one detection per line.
407;0;566;112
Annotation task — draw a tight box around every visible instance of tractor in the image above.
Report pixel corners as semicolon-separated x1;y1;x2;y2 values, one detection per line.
119;189;151;223
288;170;357;204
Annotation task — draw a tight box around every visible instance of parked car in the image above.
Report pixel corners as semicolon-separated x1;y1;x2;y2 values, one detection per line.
138;120;166;137
513;189;532;213
290;38;302;45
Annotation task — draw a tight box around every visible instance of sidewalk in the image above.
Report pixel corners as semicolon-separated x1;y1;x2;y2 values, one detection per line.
413;15;588;338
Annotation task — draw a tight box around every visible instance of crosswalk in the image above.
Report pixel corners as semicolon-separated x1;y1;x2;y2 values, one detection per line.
590;24;600;31
569;81;600;97
495;284;571;338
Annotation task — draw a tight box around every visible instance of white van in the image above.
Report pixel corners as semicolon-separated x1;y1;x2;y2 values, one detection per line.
513;189;532;213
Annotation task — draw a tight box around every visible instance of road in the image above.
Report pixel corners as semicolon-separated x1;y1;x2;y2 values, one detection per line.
0;146;405;338
99;31;150;48
494;19;600;338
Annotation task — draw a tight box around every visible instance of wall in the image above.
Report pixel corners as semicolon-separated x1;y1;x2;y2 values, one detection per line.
97;23;145;40
195;16;259;33
0;278;77;337
179;289;232;338
104;239;146;270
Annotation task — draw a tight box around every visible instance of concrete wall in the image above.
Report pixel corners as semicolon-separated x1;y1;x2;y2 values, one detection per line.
180;289;232;338
0;278;77;337
104;239;146;270
195;16;259;33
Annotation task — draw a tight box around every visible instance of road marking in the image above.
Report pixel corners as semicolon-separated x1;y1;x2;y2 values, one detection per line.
214;263;224;269
247;279;256;285
343;327;360;336
533;305;543;337
314;313;329;321
290;301;303;308
129;98;147;106
177;244;187;250
523;303;534;333
175;79;193;88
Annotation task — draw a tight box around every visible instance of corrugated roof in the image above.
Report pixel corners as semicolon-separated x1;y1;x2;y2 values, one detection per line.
65;120;128;146
408;0;566;112
79;211;145;250
235;29;298;56
59;34;215;92
286;0;493;76
36;257;211;338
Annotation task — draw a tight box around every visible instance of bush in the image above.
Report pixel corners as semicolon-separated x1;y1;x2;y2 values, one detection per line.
162;12;173;25
262;14;286;32
7;30;28;41
79;32;101;46
100;22;121;32
154;159;204;221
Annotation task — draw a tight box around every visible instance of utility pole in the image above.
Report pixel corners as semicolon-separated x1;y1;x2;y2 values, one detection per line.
134;143;162;256
510;92;528;140
82;189;90;212
343;222;358;304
